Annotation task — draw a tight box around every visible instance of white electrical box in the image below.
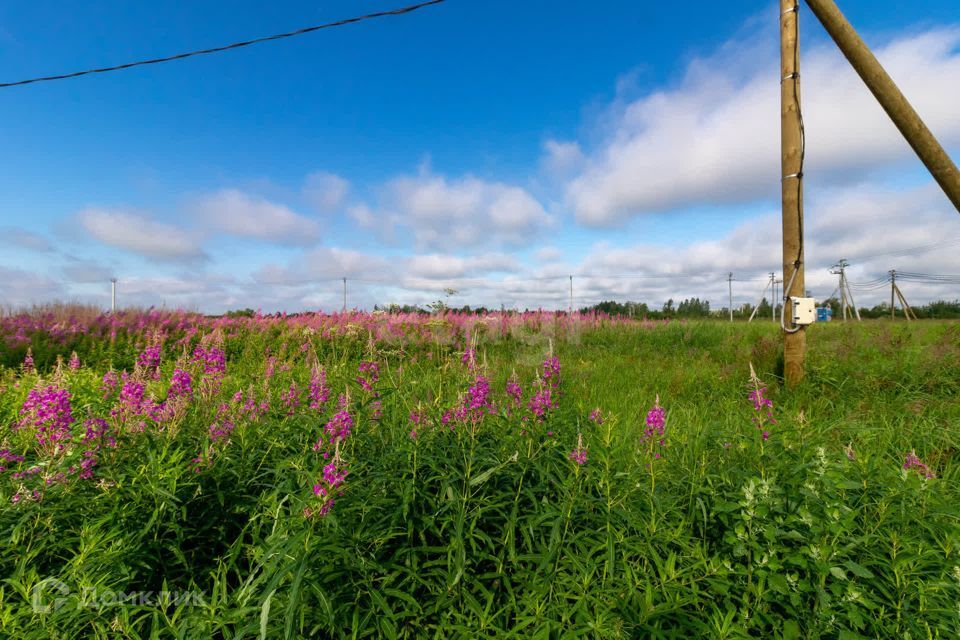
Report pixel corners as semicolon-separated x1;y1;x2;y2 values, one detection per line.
791;297;816;326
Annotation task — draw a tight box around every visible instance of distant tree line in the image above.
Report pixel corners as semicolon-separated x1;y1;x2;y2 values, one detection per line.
579;297;960;320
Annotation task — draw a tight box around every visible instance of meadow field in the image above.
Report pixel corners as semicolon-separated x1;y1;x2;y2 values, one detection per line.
0;308;958;638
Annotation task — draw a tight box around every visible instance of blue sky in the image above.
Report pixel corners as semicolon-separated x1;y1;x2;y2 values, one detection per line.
1;0;959;312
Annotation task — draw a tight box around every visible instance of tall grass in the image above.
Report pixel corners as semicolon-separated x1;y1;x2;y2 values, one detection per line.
1;316;958;638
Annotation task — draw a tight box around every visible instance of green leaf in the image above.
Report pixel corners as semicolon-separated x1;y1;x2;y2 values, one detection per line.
842;560;874;579
829;566;848;581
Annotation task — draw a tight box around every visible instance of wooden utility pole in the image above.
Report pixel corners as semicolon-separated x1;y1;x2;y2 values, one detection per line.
342;277;347;313
781;0;806;386
568;275;573;314
805;0;960;213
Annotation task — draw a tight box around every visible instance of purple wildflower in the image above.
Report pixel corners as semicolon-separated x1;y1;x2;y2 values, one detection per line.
168;368;193;400
17;384;74;455
903;451;935;478
568;432;588;465
308;367;331;410
68;351;81;371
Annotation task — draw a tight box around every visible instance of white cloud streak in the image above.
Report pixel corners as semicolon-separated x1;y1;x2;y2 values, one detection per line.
77;208;206;261
566;26;960;224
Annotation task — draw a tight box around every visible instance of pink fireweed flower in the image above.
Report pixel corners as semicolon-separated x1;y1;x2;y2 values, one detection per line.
100;369;120;398
465;376;492;417
168;368;193;400
640;396;667;461
308;366;331;410
17;384;74;455
68;351;81;371
0;449;26;473
22;348;35;373
137;343;162;378
568;432;588;465
309;447;348;517
589;408;604;425
208;419;236;444
903;451;935;478
282;383;301;416
357;361;380;392
408;409;425;439
320;397;354;445
505;378;522;406
461;348;477;369
747;364;776;440
118;380;147;415
528;387;554;421
542;356;561;389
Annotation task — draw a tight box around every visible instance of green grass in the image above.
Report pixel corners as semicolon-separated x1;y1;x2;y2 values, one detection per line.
1;319;959;638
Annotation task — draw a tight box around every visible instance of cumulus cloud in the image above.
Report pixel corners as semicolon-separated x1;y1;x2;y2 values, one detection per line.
252;247;394;285
0;266;65;309
195;189;319;245
61;258;115;284
303;172;350;213
541;140;584;176
77;208;206;261
566;26;960;224
0;226;54;252
364;171;553;250
406;253;520;279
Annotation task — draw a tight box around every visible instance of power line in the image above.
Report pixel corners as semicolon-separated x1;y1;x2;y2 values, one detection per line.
852;236;960;261
0;0;447;89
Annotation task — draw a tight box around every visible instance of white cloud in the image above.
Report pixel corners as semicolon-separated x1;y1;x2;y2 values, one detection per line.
61;259;115;284
77;208;206;261
370;171;553;250
303;171;350;213
0;226;54;252
566;26;960;224
406;253;519;279
252;247;393;285
0;266;64;309
541;140;584;175
195;189;319;245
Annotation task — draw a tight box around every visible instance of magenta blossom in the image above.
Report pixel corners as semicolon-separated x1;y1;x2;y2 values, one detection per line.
568;433;588;465
903;451;935;479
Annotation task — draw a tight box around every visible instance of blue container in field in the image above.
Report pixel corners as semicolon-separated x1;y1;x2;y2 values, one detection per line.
816;307;832;322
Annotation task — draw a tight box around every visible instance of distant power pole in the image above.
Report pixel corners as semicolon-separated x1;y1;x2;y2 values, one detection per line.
770;272;777;322
774;278;783;322
568;275;573;314
342;277;347;314
830;259;861;321
110;278;117;312
890;270;896;320
727;272;734;321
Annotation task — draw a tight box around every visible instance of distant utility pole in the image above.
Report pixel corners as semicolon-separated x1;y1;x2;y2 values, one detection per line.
568;275;573;314
830;258;861;321
110;278;117;312
774;278;783;322
781;0;806;386
889;270;896;320
727;272;734;321
770;272;777;322
342;277;347;314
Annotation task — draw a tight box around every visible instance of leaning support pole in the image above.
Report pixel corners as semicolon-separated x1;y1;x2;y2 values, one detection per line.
805;0;960;213
781;0;806;386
